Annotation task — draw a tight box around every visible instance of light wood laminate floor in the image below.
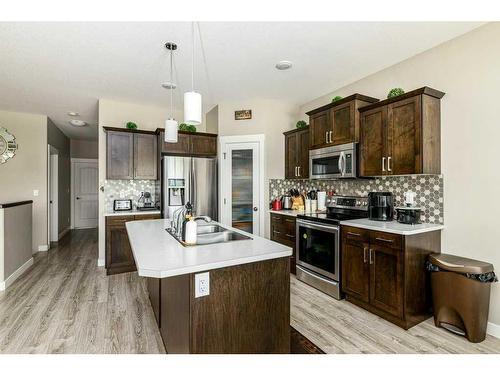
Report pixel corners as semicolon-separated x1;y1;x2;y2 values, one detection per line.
290;275;500;354
0;229;165;354
2;229;500;354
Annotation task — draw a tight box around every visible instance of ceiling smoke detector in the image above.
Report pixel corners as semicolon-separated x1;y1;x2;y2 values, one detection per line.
67;111;80;116
69;119;87;127
275;60;293;70
161;82;177;89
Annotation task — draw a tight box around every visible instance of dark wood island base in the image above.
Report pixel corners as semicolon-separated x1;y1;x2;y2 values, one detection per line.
147;257;291;354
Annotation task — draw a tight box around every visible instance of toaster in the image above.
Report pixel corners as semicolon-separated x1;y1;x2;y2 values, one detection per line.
113;199;132;211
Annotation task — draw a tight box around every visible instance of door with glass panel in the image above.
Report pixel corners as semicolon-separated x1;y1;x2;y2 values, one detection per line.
221;142;261;235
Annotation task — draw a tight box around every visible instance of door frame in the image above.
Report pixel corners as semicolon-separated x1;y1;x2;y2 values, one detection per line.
71;158;98;229
218;134;265;236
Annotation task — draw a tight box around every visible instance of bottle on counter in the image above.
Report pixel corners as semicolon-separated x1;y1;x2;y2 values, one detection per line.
184;217;197;244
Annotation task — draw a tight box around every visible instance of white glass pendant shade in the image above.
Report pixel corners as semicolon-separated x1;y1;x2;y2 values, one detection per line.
165;118;178;143
184;91;202;125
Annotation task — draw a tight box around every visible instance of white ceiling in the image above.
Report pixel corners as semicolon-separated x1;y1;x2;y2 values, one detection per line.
0;22;483;139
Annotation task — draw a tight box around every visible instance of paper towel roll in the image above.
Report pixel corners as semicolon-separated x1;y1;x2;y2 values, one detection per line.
317;191;327;211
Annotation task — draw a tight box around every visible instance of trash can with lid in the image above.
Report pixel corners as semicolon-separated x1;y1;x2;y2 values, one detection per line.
428;253;497;343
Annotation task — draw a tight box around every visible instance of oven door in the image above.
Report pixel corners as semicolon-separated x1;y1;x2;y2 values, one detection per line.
309;145;356;179
296;219;340;281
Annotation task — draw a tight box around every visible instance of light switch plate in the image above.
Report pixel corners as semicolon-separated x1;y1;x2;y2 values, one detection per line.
33;190;39;197
195;272;210;298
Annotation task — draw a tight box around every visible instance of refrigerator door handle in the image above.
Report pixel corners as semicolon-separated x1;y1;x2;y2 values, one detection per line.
191;158;197;214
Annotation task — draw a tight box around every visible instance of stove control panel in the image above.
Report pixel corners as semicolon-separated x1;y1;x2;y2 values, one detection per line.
326;195;369;211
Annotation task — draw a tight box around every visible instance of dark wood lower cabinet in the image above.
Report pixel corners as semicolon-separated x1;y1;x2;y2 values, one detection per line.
154;258;290;354
341;225;441;329
270;213;296;274
147;278;161;326
105;214;161;275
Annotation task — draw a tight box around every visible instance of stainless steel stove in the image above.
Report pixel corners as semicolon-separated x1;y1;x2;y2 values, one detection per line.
296;195;368;299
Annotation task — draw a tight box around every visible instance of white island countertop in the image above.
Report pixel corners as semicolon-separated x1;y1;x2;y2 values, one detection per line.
340;218;444;235
125;219;292;278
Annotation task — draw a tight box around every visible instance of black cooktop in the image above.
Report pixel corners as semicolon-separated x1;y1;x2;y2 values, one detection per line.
297;210;368;225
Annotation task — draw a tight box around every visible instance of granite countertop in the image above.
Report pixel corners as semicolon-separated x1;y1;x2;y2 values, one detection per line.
340;218;444;235
269;209;326;217
125;219;292;278
104;209;161;217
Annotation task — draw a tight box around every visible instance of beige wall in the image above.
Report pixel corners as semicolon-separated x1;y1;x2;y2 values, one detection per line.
0;110;48;252
206;105;219;134
47;118;71;234
97;98;207;263
218;99;299;237
70;139;98;159
300;23;500;329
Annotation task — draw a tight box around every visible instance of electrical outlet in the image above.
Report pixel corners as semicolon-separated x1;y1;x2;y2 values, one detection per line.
195;272;210;298
33;190;39;197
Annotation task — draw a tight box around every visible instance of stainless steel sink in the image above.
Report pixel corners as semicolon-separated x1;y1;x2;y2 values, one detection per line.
196;224;225;234
166;225;252;246
196;230;252;245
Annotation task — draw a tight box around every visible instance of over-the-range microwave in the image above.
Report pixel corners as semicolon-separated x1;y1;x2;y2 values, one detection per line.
309;142;358;179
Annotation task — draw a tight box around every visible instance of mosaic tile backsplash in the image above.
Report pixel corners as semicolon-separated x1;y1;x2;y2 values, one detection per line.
269;175;444;224
104;180;159;212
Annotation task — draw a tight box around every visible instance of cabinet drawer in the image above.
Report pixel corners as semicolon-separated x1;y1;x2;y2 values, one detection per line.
134;214;161;220
369;230;402;250
270;213;284;225
342;225;370;242
106;215;135;227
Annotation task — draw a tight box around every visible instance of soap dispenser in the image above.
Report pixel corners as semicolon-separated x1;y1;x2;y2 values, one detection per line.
184;217;197;244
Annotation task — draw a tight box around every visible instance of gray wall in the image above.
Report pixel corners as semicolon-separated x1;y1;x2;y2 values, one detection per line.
47;118;71;234
2;204;33;279
206;105;219;134
70;138;98;159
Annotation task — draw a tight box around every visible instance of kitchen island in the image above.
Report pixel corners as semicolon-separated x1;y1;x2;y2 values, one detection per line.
126;219;292;354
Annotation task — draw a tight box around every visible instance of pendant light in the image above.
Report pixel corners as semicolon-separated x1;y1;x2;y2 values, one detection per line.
184;22;202;125
164;42;178;143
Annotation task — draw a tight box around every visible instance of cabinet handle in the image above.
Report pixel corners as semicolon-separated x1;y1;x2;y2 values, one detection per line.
273;230;281;235
329;131;333;144
347;231;361;237
298;166;301;177
375;237;394;243
295;166;298;177
382;157;386;172
285;218;295;223
369;249;374;264
285;234;295;238
325;131;329;143
364;247;368;263
387;156;392;172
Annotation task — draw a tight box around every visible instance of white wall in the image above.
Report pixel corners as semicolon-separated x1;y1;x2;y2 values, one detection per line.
218;99;299;237
0;110;48;252
97;98;206;264
299;23;500;329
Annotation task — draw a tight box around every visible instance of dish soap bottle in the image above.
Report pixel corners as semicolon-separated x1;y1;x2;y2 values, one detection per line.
184;217;197;244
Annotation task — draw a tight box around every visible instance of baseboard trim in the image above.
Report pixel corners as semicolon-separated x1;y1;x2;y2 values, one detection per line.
97;258;105;267
0;257;34;291
38;244;49;252
58;226;70;240
487;322;500;339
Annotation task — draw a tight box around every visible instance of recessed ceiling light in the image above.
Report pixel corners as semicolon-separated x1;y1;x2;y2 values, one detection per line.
161;82;177;89
67;111;80;116
275;61;293;70
69;119;87;127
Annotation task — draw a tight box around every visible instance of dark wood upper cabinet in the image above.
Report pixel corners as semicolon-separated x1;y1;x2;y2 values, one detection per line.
157;129;217;157
106;131;134;180
359;87;444;177
359;106;387;177
105;127;157;180
306;94;379;150
341;225;441;329
284;127;309;179
134;133;158;180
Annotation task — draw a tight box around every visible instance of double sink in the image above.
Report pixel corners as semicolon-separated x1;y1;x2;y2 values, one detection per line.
167;222;252;246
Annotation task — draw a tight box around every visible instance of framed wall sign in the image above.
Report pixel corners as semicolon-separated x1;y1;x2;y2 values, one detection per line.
235;110;252;120
0;126;18;164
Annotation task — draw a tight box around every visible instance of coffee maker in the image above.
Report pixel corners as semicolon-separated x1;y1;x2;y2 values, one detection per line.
368;192;394;221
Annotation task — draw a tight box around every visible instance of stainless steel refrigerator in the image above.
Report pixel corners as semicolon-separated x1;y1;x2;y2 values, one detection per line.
161;156;218;221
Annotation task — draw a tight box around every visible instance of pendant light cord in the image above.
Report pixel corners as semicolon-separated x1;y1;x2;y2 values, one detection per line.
170;46;174;118
191;22;195;92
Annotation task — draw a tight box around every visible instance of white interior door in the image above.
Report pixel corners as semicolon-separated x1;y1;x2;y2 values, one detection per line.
49;153;58;241
74;161;98;228
220;136;264;236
